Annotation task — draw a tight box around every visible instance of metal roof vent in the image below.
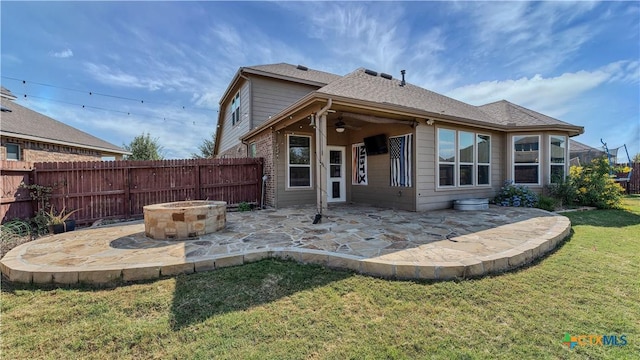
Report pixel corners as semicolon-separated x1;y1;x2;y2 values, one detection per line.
364;69;378;76
0;106;12;112
296;65;308;71
380;73;392;80
400;70;406;86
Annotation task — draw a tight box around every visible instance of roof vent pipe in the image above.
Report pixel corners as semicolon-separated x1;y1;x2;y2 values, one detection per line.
400;70;406;86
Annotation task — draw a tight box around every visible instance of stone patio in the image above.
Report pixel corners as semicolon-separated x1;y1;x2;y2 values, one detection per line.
0;205;571;284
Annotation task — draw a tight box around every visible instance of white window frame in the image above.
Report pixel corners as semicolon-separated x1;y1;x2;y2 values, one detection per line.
437;128;492;188
512;135;541;185
249;142;257;158
437;128;456;187
5;143;20;161
477;133;491;186
231;92;240;126
549;135;567;183
286;134;313;189
458;131;475;187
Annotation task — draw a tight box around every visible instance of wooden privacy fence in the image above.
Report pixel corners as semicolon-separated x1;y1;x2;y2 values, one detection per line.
1;158;263;225
1;161;35;222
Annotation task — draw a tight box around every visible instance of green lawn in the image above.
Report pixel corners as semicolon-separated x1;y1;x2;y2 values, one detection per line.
2;196;639;359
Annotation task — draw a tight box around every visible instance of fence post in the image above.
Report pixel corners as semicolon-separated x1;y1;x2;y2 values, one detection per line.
195;161;202;200
124;163;131;219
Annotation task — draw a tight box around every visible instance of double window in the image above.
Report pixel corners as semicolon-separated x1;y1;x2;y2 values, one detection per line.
231;92;240;126
437;128;491;187
287;135;312;188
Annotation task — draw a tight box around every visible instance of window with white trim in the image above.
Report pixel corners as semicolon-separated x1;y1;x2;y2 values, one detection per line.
6;143;20;161
287;134;312;188
438;129;456;186
550;135;566;183
437;128;491;187
477;134;491;185
249;142;257;158
513;135;540;184
231;92;240;126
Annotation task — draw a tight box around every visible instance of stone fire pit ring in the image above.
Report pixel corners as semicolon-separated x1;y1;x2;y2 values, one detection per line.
143;200;226;240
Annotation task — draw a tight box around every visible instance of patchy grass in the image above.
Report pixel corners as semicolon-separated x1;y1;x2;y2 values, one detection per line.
2;197;639;359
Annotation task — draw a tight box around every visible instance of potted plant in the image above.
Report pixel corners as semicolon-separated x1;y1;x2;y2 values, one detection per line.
46;206;80;234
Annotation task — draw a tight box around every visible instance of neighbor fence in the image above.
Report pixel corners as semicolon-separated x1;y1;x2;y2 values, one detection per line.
1;158;263;225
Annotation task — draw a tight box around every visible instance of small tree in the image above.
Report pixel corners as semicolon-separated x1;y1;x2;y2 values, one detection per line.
192;132;216;159
633;152;640;163
123;132;164;160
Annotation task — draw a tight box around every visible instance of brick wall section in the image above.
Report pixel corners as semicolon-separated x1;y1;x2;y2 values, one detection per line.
252;130;275;207
22;149;102;162
217;131;276;207
1;138;122;162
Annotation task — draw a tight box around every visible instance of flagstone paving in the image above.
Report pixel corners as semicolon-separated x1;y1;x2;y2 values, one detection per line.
0;205;571;284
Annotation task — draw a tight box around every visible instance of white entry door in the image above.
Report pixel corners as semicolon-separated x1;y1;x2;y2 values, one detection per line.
327;146;346;202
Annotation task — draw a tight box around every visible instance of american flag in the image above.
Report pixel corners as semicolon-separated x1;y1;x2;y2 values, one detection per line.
390;134;412;187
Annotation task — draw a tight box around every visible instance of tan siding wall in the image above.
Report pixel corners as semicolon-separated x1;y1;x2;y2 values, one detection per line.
251;77;317;128
346;124;416;211
416;124;503;211
218;81;251;155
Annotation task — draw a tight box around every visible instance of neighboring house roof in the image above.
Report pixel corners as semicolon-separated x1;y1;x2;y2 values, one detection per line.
0;97;130;155
1;86;17;100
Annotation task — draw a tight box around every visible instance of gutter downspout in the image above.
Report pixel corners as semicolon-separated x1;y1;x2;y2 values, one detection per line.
314;99;332;223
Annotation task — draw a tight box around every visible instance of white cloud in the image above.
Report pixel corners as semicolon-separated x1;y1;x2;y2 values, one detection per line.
446;60;638;117
50;48;73;58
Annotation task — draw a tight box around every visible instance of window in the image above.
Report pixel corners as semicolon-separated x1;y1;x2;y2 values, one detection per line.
231;92;240;125
5;143;20;160
550;135;566;183
437;129;491;187
477;134;491;185
438;129;456;186
459;131;474;186
287;135;312;188
513;135;540;184
249;142;257;158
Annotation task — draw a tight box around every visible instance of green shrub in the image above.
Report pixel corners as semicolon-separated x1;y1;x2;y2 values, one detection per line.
536;195;557;212
238;202;252;212
570;157;624;209
545;175;576;208
494;181;538;207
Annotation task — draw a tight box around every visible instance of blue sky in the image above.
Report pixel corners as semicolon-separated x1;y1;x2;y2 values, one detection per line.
2;1;638;159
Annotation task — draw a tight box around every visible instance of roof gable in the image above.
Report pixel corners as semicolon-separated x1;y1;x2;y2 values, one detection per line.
0;98;129;154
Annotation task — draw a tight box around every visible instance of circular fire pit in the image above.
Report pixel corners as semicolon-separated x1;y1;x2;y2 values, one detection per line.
143;200;226;240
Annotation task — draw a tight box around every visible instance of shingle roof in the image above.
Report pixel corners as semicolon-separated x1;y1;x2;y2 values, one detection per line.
244;63;341;86
478;100;576;128
0;98;129;154
569;139;604;153
316;68;499;124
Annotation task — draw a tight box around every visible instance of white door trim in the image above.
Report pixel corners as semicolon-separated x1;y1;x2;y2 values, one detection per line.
327;146;346;203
